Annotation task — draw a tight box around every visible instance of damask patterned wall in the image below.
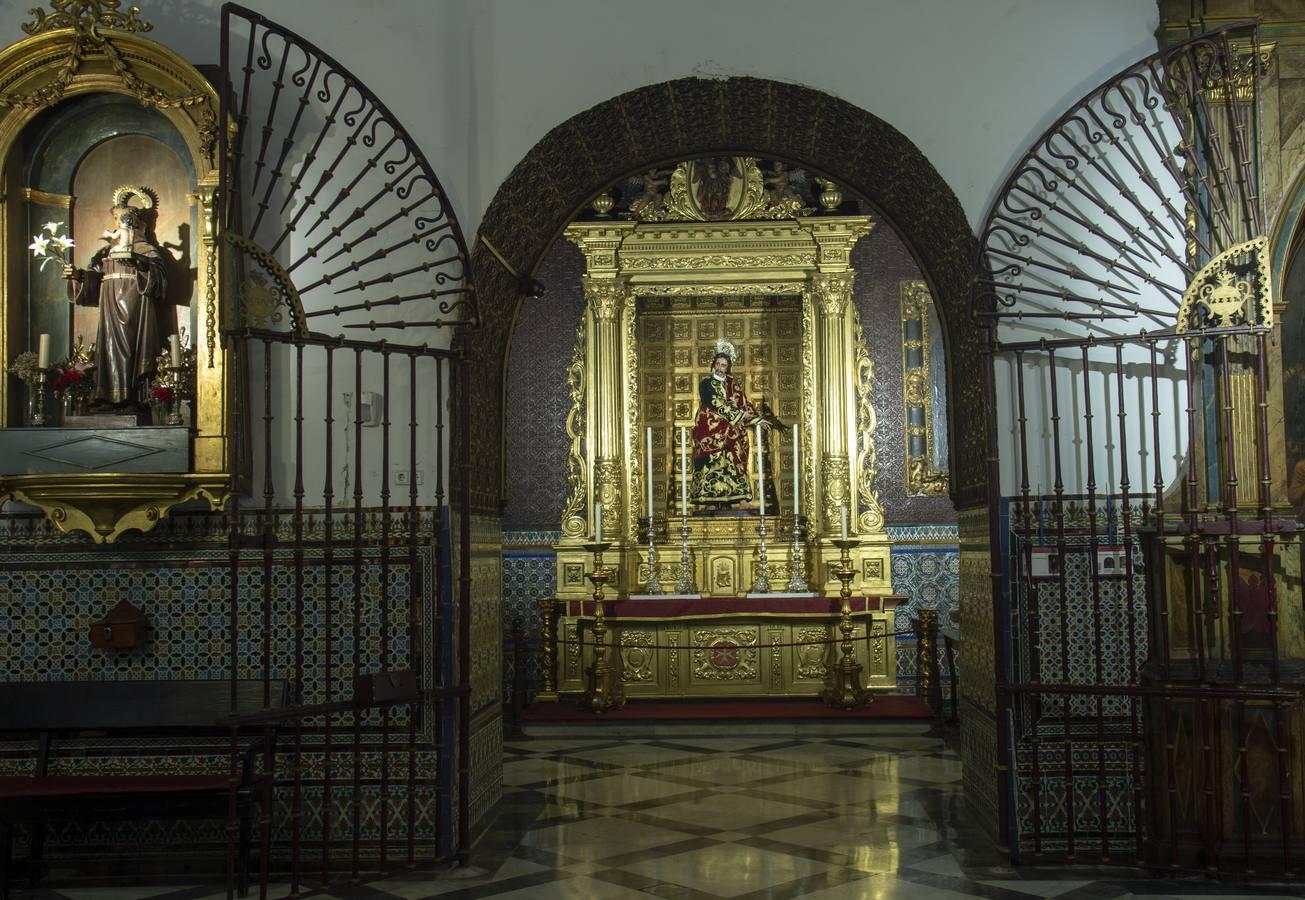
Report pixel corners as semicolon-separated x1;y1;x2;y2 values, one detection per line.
851;226;957;526
503;242;586;531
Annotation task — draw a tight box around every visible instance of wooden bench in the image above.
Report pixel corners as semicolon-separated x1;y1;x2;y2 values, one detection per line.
0;679;288;899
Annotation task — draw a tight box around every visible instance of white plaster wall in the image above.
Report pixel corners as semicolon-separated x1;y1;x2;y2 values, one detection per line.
0;0;1159;235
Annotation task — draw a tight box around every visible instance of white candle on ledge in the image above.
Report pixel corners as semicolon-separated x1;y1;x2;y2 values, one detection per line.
37;333;50;369
169;334;181;368
840;505;849;539
791;423;800;518
594;499;603;543
645;426;654;524
755;421;765;518
679;426;689;517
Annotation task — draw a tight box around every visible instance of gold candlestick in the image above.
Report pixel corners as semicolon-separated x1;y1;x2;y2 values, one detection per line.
536;596;558;702
642;516;663;594
786;514;810;592
821;536;873;709
29;369;48;426
580;541;625;714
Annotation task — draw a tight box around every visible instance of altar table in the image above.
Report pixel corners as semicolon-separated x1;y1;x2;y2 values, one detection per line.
552;594;905;699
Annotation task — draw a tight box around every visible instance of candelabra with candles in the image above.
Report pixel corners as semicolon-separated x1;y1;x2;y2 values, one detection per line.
29;369;48;426
151;335;194;426
641;428;663;595
749;420;771;594
673;425;698;595
786;514;810;592
821;535;873;709
642;516;663;595
26;332;52;426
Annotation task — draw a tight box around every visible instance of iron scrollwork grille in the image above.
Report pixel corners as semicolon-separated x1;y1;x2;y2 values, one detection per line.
219;3;477;339
218;4;478;892
976;23;1269;335
974;22;1300;876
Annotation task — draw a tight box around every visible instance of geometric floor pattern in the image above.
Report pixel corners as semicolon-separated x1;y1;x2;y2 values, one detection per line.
12;724;1300;899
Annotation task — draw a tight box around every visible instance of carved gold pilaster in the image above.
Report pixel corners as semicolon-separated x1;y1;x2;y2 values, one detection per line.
560;322;589;540
559;222;637;599
811;270;856;537
582;276;628;541
853;308;886;531
813;272;852;318
592;454;624;538
821;455;850;535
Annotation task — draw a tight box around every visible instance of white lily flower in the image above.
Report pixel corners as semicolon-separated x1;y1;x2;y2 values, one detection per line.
43;221;62;234
53;235;73;250
28;235;50;255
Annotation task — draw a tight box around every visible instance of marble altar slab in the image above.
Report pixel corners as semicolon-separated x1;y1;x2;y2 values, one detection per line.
0;426;189;474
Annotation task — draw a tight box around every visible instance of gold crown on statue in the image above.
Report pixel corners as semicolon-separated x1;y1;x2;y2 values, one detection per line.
714;338;737;362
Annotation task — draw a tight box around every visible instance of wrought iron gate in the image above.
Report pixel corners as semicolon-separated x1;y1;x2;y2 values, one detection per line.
977;23;1303;875
217;5;477;895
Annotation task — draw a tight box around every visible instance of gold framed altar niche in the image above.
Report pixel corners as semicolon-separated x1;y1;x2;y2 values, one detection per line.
556;156;890;601
0;5;230;541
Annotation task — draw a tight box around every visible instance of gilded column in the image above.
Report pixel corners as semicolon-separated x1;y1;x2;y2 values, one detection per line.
803;215;873;534
812;271;855;536
584;276;627;538
556;222;637;601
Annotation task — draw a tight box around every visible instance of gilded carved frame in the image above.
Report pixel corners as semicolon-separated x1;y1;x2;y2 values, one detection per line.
0;19;230;541
900;280;949;497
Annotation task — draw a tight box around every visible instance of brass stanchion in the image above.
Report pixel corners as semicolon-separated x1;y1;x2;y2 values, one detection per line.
535;597;559;702
917;607;942;716
821;536;873;709
580;541;625;714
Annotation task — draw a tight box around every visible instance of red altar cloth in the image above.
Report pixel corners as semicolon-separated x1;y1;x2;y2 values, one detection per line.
562;595;905;619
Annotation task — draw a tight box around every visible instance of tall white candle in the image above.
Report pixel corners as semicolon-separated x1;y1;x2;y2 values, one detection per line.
840;505;849;539
169;334;181;367
645;426;654;521
755;422;765;518
791;423;800;517
37;333;50;369
594;499;603;542
679;426;688;516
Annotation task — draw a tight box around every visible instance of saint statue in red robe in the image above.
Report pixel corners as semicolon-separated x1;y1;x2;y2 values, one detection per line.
690;341;770;506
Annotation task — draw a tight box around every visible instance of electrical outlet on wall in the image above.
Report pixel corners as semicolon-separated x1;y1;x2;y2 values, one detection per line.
392;465;424;486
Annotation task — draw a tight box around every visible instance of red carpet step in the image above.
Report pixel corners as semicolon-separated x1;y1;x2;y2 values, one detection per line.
519;695;933;722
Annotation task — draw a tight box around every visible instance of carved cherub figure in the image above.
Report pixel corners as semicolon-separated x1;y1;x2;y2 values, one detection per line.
764;161;801;206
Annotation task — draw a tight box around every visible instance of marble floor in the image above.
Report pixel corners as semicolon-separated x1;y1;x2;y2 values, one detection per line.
10;723;1303;899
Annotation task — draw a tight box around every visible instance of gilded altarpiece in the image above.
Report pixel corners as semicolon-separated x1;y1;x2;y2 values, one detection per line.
559;215;889;596
549;157;906;696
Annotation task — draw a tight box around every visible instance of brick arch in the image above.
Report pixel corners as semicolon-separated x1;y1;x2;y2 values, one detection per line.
468;76;986;513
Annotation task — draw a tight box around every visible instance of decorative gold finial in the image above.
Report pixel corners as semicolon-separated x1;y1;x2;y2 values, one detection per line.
23;1;153;39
